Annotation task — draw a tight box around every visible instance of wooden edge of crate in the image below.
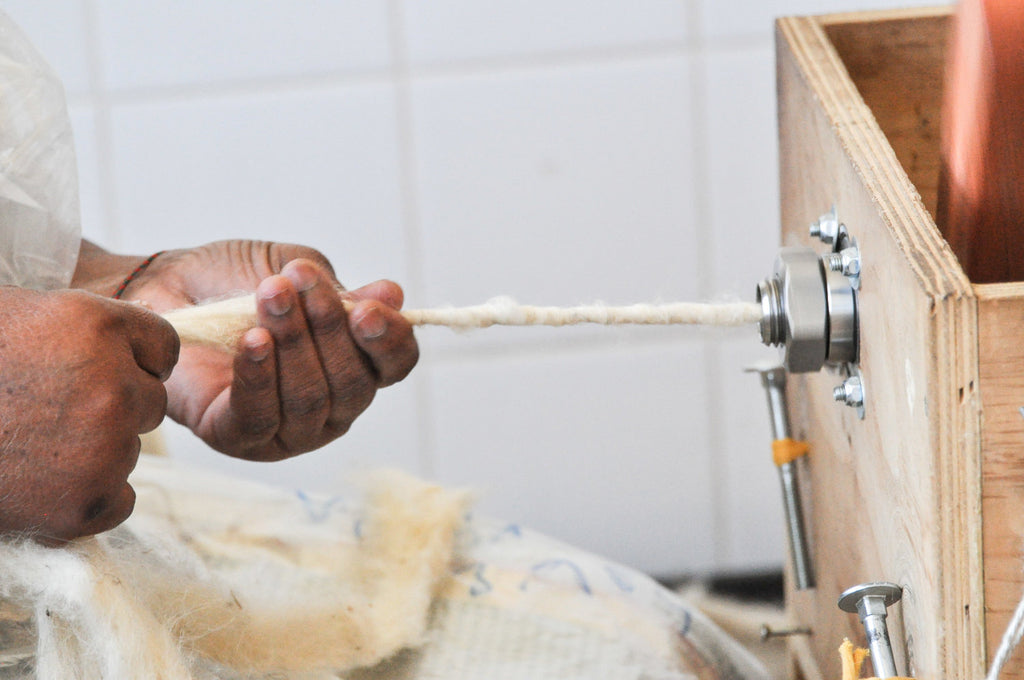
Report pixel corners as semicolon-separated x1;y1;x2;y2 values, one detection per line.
974;285;1024;676
776;11;984;679
813;5;954;27
975;282;1024;301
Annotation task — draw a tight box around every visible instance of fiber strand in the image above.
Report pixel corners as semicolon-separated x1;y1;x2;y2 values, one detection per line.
162;293;760;353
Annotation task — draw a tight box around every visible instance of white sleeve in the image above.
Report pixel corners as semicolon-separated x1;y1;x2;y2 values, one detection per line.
0;10;81;290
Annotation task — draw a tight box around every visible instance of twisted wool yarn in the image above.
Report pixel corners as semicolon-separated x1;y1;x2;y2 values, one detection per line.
162;294;761;353
0;469;468;679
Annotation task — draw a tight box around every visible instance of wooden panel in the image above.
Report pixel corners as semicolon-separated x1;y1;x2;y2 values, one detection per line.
823;11;950;219
776;11;983;680
977;285;1024;678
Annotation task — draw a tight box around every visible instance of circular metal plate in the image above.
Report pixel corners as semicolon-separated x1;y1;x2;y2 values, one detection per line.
837;582;903;613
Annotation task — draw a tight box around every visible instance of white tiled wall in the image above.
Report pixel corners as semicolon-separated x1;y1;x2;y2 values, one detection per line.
1;0;950;579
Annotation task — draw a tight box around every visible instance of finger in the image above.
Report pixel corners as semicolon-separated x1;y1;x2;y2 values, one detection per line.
119;301;181;381
76;434;140;537
45;434;141;542
132;375;169;434
219;328;282;455
256;272;331;446
347;299;419;387
281;260;376;432
78;481;137;538
268;243;337;280
345;279;405;310
36;481;137;544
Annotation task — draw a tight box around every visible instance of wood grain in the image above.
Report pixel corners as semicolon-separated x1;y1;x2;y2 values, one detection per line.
977;286;1024;677
776;9;984;679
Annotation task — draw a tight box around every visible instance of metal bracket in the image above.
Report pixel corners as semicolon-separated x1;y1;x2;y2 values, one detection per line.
757;207;863;416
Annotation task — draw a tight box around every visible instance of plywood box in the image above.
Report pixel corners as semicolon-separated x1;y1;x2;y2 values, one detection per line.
773;7;1023;679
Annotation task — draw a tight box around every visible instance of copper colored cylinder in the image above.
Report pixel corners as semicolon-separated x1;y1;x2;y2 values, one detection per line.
937;0;1024;283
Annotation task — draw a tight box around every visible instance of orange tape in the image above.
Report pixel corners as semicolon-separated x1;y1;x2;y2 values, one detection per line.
772;437;809;466
839;638;916;680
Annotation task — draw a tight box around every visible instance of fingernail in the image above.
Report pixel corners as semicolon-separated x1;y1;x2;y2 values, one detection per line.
262;290;291;316
283;262;317;293
245;335;271;362
358;309;387;339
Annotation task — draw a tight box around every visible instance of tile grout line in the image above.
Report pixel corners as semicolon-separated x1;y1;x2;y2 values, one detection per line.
66;36;772;111
387;0;436;480
80;0;122;252
685;0;732;570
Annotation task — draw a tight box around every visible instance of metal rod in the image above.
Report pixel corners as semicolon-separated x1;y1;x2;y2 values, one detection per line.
862;608;899;678
778;461;814;589
748;365;816;590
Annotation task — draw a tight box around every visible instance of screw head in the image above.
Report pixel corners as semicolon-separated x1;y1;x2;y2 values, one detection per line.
837;582;903;614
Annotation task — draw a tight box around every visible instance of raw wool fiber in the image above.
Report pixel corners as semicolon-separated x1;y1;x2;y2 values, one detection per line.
0;468;469;679
162;293;761;353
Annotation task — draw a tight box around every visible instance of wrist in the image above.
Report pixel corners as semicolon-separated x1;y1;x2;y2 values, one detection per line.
112;251;165;299
71;241;148;296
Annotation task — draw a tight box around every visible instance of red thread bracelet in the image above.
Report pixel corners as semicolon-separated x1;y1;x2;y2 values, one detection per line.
113;251;165;299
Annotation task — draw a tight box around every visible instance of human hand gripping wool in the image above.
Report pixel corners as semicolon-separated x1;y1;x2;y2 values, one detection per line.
0;287;178;542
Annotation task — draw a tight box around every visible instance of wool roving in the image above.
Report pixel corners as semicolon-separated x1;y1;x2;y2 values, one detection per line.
0;468;468;679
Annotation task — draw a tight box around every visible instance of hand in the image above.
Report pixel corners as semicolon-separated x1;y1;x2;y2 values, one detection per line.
0;288;178;543
121;241;419;461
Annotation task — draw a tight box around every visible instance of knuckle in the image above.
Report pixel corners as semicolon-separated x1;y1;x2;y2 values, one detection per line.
338;381;376;417
241;414;279;440
90;379;132;416
138;384;168;433
273;322;308;348
309;306;347;337
389;345;420;385
374;329;419;386
283;388;329;418
159;320;181;366
63;293;115;334
326;419;353;438
237;363;275;394
270;243;335;277
331;361;375;394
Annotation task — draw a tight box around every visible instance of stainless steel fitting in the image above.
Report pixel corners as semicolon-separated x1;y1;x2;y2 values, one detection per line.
757;247;858;374
838;582;904;678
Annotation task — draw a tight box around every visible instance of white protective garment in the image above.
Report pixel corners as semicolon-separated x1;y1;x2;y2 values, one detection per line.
0;10;81;289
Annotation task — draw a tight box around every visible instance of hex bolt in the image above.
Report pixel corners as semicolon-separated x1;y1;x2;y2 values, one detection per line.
809;210;840;244
834;375;864;408
837;582;903;678
824;246;862;278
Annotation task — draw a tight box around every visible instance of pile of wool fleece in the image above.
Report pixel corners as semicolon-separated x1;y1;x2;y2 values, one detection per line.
0;461;469;679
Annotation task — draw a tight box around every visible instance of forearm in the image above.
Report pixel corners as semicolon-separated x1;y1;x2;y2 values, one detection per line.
71;240;147;297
